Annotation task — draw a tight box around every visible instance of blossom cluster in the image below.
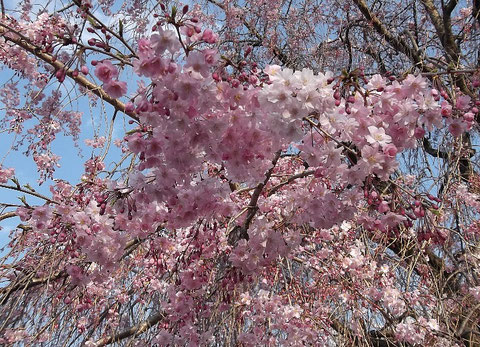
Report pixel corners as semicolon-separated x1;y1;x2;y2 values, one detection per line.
1;5;478;346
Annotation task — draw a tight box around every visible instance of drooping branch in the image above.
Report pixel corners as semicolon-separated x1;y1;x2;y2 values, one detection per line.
71;0;137;57
353;0;472;96
423;135;475;181
0;238;141;304
0;271;67;305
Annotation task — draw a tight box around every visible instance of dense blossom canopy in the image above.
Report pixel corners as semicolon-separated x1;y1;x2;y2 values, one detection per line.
1;0;480;346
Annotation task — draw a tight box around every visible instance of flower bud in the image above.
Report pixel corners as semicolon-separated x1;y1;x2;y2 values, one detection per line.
464;112;474;122
378;201;390;213
55;69;65;83
414;127;425;138
186;26;195;37
125;102;135;113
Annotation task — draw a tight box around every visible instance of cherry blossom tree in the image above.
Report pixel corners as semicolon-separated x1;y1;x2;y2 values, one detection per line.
0;0;480;346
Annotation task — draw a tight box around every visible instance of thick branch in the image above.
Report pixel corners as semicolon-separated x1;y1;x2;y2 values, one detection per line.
444;0;459;18
0;211;16;221
420;0;459;62
420;0;471;95
243;151;281;230
474;0;480;28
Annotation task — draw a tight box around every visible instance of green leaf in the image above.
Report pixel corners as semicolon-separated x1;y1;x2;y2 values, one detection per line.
18;196;27;205
11;177;20;188
87;15;98;28
23;184;35;192
116;52;127;60
119;19;124;38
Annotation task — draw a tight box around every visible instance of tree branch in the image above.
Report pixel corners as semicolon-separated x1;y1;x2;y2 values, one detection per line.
420;0;459;62
0;183;58;204
228;151;281;244
0;211;16;222
95;312;164;346
0;271;67;305
206;0;291;67
443;0;459;18
268;170;315;197
0;23;138;121
352;0;424;68
422;138;449;159
72;0;137;57
245;151;281;227
0;238;141;304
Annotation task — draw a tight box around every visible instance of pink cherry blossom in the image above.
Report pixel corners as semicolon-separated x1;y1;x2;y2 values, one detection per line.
150;27;181;55
0;167;14;183
366;126;392;147
94;60;118;83
184;51;210;78
1;3;479;347
104;79;127;98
